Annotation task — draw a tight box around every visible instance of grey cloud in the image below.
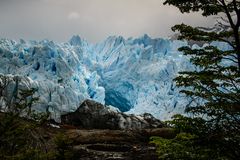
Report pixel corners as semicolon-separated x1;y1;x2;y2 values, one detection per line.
0;0;215;43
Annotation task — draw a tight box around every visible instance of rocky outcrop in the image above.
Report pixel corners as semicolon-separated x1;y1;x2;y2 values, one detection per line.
66;129;160;160
61;100;163;130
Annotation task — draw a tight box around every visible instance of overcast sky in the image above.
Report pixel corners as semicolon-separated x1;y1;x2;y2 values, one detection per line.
0;0;215;43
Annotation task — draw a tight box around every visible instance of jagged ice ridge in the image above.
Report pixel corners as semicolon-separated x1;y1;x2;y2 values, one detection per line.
0;35;231;121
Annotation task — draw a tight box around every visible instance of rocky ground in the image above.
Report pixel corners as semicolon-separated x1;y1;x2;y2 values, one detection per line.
1;100;176;159
63;128;175;160
57;100;175;159
65;129;152;159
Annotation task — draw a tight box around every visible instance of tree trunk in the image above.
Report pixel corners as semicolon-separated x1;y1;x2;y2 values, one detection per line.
233;28;240;73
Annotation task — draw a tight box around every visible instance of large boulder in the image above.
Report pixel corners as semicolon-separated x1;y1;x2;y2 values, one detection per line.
61;100;163;130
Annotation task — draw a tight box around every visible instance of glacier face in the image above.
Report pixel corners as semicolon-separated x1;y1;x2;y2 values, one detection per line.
0;35;200;120
0;38;105;120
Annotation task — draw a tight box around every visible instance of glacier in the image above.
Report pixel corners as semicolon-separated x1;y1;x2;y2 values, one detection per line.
0;35;229;121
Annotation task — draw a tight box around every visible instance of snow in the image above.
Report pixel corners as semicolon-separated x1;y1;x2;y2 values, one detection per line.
0;35;222;121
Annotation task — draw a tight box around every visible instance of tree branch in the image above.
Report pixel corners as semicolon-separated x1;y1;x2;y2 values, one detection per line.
220;0;235;28
233;0;240;28
222;57;239;63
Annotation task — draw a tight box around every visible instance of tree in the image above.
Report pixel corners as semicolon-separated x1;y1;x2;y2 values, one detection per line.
0;75;50;159
151;0;240;159
164;0;240;72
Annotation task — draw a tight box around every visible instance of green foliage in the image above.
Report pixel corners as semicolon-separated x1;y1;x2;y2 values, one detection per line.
0;110;49;160
163;0;239;16
151;0;240;159
169;114;209;136
53;133;76;160
150;133;229;160
0;76;50;159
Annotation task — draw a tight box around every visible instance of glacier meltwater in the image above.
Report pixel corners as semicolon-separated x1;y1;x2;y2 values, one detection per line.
0;35;228;121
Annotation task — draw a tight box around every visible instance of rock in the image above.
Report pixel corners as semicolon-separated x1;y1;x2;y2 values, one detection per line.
61;100;163;130
66;129;159;160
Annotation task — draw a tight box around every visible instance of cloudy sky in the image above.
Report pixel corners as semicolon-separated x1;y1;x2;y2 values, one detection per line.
0;0;215;43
